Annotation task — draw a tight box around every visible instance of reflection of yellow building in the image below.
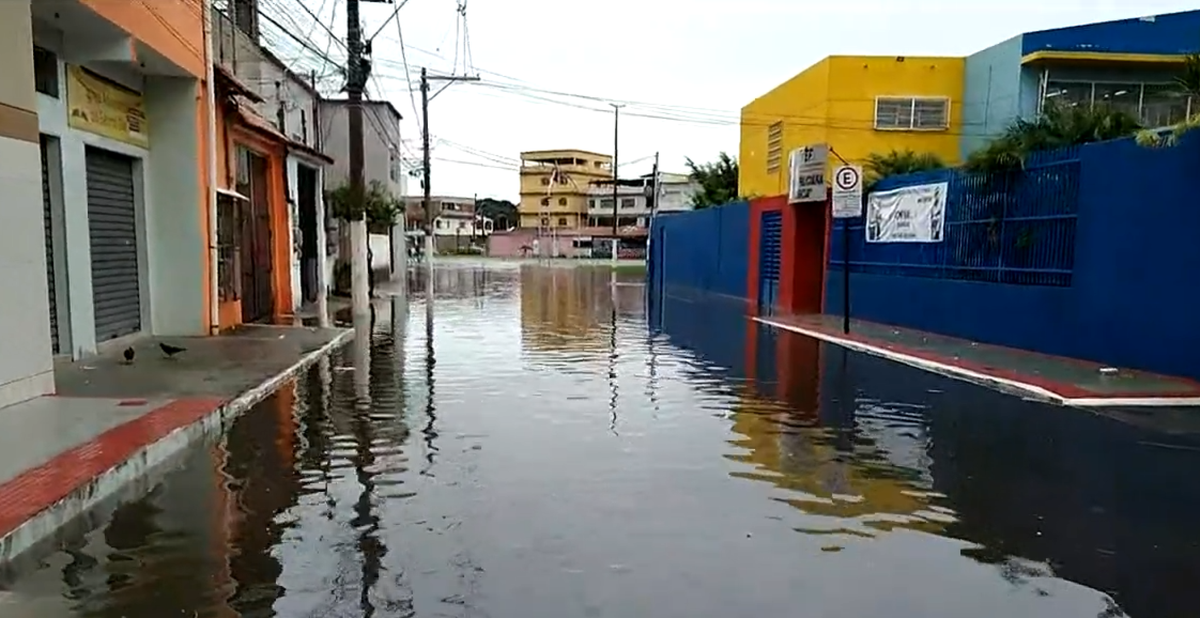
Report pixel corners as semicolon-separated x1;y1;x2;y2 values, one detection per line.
519;267;610;351
730;327;947;538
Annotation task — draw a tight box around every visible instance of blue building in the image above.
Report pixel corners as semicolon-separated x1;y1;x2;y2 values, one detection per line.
960;9;1200;157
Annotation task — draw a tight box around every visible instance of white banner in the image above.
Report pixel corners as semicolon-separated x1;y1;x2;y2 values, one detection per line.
788;144;827;204
865;182;948;243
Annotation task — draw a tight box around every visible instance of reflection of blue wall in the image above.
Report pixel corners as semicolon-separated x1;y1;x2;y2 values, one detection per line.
651;289;750;381
821;348;1200;618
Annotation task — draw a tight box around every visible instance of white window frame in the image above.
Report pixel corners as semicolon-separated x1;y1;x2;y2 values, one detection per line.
873;96;951;131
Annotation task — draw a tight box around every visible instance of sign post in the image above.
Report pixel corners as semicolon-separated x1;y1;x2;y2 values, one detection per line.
832;164;863;334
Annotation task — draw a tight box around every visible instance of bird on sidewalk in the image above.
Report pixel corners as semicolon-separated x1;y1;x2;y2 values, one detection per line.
159;342;187;359
122;347;135;365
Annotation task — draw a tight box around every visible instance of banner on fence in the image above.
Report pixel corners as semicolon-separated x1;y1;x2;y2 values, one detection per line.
865;182;947;243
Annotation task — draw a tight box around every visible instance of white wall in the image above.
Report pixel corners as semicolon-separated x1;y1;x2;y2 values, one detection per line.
34;21;202;357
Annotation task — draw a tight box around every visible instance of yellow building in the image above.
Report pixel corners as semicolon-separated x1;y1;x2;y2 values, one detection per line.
518;149;613;229
739;55;965;198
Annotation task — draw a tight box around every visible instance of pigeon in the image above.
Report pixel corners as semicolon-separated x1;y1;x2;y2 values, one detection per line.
122;347;135;364
159;342;187;359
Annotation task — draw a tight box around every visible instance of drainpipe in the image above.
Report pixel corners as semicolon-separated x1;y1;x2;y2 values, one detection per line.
204;0;221;335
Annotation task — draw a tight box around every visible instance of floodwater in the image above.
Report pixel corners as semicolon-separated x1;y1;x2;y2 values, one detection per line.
3;262;1200;618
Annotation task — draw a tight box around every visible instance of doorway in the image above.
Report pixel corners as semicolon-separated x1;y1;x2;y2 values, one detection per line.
296;164;319;304
238;147;274;323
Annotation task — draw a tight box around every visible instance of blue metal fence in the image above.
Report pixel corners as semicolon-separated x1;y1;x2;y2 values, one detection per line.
648;201;750;299
830;146;1081;287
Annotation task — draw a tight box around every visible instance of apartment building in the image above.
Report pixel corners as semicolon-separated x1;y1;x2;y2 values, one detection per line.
586;172;699;228
518;149;613;229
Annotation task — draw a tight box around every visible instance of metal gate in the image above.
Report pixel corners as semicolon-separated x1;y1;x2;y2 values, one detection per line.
86;147;141;342
40;136;59;353
758;210;782;316
240;151;274;323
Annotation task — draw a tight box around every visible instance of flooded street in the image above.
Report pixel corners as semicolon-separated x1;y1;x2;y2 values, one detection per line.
4;262;1200;618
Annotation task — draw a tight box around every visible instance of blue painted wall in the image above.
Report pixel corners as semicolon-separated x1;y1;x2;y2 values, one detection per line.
825;134;1200;380
648;201;749;300
961;36;1025;158
1022;10;1200;55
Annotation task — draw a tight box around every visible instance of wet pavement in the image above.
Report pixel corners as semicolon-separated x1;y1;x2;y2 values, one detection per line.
3;262;1200;618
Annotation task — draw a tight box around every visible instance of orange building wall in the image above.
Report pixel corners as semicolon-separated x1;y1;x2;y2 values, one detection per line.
79;0;205;78
229;124;293;324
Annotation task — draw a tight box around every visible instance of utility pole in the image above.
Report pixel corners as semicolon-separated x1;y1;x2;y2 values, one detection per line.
345;0;392;317
609;103;624;262
649;151;659;225
420;68;480;267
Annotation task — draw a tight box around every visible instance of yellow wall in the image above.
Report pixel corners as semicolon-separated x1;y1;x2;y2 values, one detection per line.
739;56;965;198
517;150;612;229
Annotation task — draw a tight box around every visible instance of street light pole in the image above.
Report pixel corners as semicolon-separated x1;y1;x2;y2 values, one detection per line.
609;103;623;262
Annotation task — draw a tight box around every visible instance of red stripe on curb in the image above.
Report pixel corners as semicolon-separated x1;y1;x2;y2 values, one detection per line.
0;398;223;538
765;317;1200;400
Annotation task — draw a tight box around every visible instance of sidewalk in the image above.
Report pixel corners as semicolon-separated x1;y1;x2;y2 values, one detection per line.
0;324;351;564
757;313;1200;407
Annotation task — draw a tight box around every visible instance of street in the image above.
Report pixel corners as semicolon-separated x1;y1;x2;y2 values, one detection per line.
2;262;1198;618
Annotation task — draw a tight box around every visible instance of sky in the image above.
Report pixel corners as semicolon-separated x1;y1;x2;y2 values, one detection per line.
262;0;1200;202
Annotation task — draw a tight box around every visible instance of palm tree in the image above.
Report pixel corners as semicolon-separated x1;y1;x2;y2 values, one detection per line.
862;149;947;191
965;101;1143;173
1136;50;1200;147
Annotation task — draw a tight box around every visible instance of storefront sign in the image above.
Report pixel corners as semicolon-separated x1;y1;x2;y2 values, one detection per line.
788;143;827;203
865;182;948;243
66;64;149;148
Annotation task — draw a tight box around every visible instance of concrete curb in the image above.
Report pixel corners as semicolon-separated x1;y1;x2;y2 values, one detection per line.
755;317;1200;408
0;328;354;565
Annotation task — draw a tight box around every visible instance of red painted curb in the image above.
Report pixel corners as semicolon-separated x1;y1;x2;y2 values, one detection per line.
0;398;223;538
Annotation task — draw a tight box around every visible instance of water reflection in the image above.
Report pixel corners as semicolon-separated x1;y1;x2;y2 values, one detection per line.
2;264;1199;618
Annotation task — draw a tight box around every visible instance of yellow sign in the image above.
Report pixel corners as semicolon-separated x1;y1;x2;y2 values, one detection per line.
65;64;149;148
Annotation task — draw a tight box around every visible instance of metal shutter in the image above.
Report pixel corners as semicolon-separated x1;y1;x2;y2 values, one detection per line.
86;147;141;341
758;210;782;316
39;136;58;353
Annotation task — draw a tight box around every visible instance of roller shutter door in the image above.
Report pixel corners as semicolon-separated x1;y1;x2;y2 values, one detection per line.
86;147;141;341
758;210;782;316
40;136;59;353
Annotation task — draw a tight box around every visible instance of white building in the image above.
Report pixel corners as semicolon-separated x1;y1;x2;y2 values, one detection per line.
586;172;699;228
0;1;212;409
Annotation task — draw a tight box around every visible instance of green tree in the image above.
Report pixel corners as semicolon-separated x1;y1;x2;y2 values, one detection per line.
1137;50;1200;147
863;149;947;191
475;197;518;230
326;179;401;233
965;102;1142;173
685;152;740;208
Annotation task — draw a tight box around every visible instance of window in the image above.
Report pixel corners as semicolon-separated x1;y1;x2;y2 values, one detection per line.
620;198;636;209
1043;81;1195;129
874;97;950;130
216;194;241;301
589;199;598;209
540;177;550;185
766;121;783;173
33;46;58;98
600;198;614;210
558;197;567;206
558;217;568;226
540;217;550;226
1142;84;1191;128
540;197;550;206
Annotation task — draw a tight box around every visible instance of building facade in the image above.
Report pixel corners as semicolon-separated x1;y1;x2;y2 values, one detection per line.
586;172;700;228
214;3;332;314
320;99;406;276
740;10;1200;198
740;55;965;198
518;149;613;229
0;0;210;409
961;11;1200;156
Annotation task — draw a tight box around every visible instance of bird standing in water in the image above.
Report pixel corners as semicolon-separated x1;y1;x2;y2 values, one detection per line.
159;342;187;359
122;347;135;365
